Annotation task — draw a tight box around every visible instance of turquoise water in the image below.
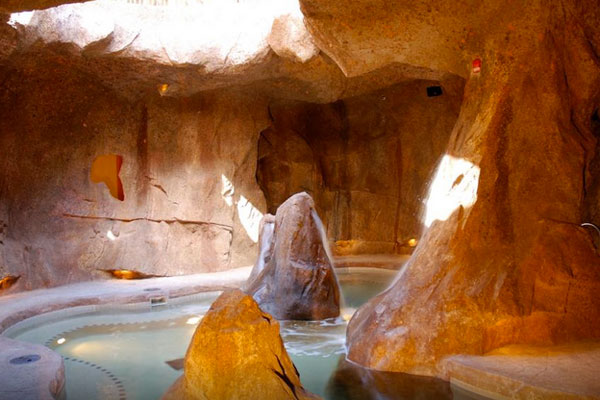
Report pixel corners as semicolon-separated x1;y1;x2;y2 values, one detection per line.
5;268;399;400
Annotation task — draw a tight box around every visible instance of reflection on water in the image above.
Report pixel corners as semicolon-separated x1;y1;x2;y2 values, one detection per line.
327;357;453;400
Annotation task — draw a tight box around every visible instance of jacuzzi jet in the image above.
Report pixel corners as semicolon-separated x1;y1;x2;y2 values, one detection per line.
10;354;41;365
150;296;168;306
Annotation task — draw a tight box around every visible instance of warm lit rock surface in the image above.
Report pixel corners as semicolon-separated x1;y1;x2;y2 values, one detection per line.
244;193;340;320
345;0;600;376
161;289;318;400
258;78;463;255
0;336;65;400
442;343;600;399
0;63;267;291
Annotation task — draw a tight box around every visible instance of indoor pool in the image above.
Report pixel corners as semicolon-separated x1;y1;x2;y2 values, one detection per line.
2;267;456;400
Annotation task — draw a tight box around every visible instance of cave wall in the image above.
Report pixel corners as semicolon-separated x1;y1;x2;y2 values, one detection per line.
325;0;600;377
0;60;270;292
258;78;464;255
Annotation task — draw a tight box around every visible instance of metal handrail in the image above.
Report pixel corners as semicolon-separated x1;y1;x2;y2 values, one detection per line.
581;222;600;241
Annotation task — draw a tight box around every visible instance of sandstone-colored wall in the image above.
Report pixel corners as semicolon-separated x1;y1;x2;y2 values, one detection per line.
0;62;269;291
340;0;600;377
258;78;463;254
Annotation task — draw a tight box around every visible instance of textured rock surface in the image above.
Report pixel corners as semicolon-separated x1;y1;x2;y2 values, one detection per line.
1;0;453;102
344;0;600;377
161;289;318;400
268;12;319;63
245;193;340;320
0;62;268;291
257;78;463;254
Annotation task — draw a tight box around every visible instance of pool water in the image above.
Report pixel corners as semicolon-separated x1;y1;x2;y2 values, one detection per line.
5;268;402;400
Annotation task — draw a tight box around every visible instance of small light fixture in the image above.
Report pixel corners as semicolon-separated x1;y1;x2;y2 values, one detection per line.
407;238;418;247
101;269;156;280
106;230;117;241
57;338;66;345
0;275;20;291
472;58;482;74
158;83;169;96
186;317;201;325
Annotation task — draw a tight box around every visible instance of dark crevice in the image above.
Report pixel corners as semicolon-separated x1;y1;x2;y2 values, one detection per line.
272;355;299;400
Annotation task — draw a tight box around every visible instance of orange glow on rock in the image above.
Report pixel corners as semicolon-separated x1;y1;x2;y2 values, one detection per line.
0;275;20;291
101;269;156;280
90;154;124;201
158;83;169;95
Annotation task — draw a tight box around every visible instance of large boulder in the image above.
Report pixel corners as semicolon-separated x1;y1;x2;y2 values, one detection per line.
340;0;600;377
162;289;318;400
244;192;340;320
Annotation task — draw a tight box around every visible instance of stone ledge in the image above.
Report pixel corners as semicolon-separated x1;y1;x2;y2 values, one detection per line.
0;267;251;333
442;343;600;399
0;336;65;400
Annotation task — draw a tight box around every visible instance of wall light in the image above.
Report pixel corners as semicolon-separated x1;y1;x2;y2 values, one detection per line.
158;83;169;96
101;269;156;280
57;338;66;345
0;275;20;291
186;316;201;325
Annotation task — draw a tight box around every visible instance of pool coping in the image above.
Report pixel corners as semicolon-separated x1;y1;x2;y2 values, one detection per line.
0;267;253;334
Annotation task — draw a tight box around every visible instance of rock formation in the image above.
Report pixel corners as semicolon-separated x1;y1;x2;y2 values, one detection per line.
312;0;600;377
0;0;460;292
244;192;340;320
161;289;318;400
0;76;268;290
257;78;463;255
1;0;599;384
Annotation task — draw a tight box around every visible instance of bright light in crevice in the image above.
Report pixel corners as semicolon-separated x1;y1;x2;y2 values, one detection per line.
237;195;262;243
221;175;263;243
221;174;234;207
424;155;480;227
